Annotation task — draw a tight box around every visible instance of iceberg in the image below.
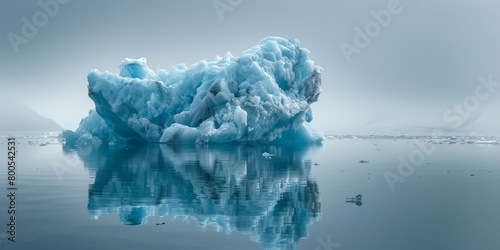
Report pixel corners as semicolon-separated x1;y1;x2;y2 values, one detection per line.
66;37;324;145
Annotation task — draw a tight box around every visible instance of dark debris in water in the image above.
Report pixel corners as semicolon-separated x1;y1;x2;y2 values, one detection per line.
346;194;363;206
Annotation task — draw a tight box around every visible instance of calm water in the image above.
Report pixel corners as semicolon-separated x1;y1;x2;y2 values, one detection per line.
0;133;499;250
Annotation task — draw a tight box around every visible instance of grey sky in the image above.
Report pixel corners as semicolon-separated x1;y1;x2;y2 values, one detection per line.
1;0;499;134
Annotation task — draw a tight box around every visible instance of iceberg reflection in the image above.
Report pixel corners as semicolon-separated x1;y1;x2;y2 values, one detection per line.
82;144;321;249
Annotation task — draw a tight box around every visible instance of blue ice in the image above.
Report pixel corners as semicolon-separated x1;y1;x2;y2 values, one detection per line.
65;37;324;146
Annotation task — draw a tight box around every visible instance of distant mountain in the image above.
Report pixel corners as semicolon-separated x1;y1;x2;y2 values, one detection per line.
0;100;63;131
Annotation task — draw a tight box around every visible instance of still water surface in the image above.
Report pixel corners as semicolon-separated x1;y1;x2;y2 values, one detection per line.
0;133;499;250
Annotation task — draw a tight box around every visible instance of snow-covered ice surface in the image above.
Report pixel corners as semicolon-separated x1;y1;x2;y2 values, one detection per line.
66;37;324;145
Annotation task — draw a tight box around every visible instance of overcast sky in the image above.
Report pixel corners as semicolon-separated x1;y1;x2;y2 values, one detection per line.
1;0;499;134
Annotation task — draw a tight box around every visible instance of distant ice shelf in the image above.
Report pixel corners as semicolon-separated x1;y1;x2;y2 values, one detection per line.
64;37;324;146
325;134;500;145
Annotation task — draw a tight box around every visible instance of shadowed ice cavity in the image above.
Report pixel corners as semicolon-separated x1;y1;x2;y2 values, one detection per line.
76;143;322;250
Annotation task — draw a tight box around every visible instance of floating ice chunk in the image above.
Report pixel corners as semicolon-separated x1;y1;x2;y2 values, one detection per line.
475;140;499;145
262;152;275;158
67;37;324;145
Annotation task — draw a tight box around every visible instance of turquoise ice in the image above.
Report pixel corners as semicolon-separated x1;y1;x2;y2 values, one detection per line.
67;37;324;145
